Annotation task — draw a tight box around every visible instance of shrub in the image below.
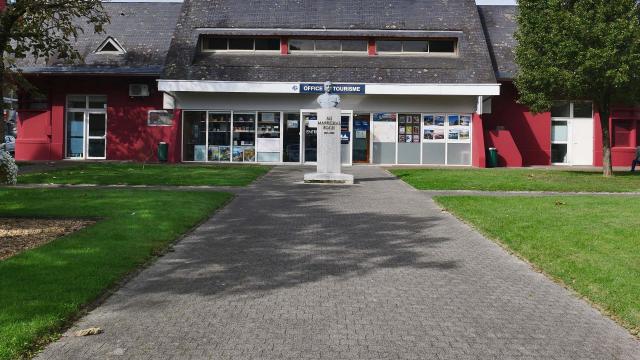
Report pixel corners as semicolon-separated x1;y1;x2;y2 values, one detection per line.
0;150;18;185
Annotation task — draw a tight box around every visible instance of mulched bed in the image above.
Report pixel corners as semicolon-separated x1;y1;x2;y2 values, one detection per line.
0;218;95;260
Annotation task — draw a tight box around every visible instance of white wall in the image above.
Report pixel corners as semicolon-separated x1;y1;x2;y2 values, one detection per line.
173;93;477;113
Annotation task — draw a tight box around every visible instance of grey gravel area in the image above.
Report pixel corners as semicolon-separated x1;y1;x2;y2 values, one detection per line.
36;166;640;360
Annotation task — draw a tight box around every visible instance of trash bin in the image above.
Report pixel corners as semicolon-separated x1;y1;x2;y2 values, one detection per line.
158;142;168;162
487;147;498;168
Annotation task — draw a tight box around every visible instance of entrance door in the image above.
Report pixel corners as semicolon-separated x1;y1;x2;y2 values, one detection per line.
340;111;353;165
301;110;318;163
87;113;107;159
570;118;594;165
352;113;370;163
66;112;85;159
283;113;301;162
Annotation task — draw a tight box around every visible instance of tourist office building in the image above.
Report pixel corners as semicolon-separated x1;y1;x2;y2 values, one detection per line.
11;0;640;168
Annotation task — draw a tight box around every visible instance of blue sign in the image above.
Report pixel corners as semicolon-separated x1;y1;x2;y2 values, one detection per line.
298;83;366;94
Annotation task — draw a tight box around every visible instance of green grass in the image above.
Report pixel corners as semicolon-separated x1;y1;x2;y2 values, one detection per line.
391;168;640;192
435;195;640;333
18;163;271;187
0;188;232;359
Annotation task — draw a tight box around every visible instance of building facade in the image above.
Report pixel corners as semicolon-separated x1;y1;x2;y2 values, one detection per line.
9;1;640;167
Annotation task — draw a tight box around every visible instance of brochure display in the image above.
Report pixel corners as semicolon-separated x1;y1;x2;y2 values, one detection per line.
423;113;472;165
233;113;256;162
398;114;421;164
207;112;231;161
257;112;281;162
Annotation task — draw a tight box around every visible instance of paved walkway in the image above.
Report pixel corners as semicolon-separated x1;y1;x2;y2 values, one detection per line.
37;166;640;360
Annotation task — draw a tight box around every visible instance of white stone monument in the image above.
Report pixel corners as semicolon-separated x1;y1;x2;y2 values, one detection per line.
304;82;354;184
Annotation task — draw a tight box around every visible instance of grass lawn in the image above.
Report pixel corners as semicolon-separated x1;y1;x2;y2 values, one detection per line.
435;195;640;334
18;163;271;187
0;188;232;359
391;168;640;192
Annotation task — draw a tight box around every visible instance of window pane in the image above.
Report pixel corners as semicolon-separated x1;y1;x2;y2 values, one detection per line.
88;139;106;158
88;96;106;109
551;144;568;163
315;40;341;51
429;40;456;53
204;37;227;50
341;40;367;52
289;39;314;51
402;40;428;52
182;111;207;161
68;95;86;109
573;101;593;118
377;40;402;52
88;113;106;136
228;38;254;50
613;121;633;147
255;38;280;51
551;101;571;117
66;112;84;158
551;121;568;142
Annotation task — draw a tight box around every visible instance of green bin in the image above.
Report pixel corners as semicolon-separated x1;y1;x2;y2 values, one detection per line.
487;147;498;168
158;142;168;162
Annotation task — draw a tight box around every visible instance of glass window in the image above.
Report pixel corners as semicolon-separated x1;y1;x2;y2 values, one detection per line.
228;38;254;50
429;40;456;53
402;40;428;53
377;40;402;52
551;101;571;117
204;37;228;50
551;121;568;142
208;112;232;161
613;121;633;148
342;40;367;52
551;144;568;163
88;96;107;109
315;39;341;51
289;39;314;51
573;101;593;118
67;95;86;109
66;112;85;158
398;114;421;143
232;112;256;162
255;38;280;51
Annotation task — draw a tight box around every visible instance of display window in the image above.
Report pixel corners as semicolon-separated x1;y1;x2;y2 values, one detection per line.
232;112;256;162
423;114;446;142
207;112;231;161
398;114;420;143
256;112;281;162
422;113;472;165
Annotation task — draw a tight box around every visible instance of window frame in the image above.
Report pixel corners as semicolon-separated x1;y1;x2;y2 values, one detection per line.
288;38;369;54
201;37;281;53
376;38;457;56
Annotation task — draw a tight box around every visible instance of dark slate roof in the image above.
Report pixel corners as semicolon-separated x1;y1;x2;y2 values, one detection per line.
478;5;518;80
163;0;497;84
17;2;182;76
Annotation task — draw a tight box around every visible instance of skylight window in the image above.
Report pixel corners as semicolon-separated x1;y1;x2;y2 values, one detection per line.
95;37;126;54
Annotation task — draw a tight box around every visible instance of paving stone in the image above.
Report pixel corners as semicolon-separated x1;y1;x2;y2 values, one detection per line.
36;166;640;360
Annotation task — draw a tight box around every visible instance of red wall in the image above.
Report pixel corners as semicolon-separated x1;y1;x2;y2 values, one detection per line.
16;75;181;163
471;113;486;167
482;81;551;166
594;108;640;167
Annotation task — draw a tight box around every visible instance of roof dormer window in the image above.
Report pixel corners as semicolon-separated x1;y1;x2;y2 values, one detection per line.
95;37;126;55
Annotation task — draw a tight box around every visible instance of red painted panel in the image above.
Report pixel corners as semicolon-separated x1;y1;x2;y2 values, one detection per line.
15;110;53;161
16;75;182;163
594;109;640;167
471;113;486;167
485;129;523;167
368;39;376;56
483;81;551;166
280;38;289;55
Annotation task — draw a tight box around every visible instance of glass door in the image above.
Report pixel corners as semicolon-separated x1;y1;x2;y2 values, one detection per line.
301;110;318;163
352;113;371;163
87;113;107;159
66;112;85;159
283;113;301;162
341;111;353;165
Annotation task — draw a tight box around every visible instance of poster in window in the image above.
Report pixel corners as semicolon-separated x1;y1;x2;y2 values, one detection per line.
448;114;460;126
399;126;405;134
413;126;420;135
373;113;397;122
399;135;405;143
244;147;256;162
405;125;412;135
435;115;445;127
148;110;174;126
448;129;460;140
405;135;412;143
424;114;435;126
459;129;470;140
460;115;471;127
399;116;406;124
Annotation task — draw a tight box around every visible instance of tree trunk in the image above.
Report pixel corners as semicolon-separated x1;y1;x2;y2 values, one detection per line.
0;62;5;144
598;106;613;177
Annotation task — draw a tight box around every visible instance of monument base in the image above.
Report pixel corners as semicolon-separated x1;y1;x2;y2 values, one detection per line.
304;172;354;185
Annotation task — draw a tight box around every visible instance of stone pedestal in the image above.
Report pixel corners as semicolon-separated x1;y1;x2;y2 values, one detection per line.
304;107;354;184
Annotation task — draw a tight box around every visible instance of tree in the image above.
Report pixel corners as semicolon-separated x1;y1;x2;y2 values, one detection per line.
0;0;109;159
514;0;640;176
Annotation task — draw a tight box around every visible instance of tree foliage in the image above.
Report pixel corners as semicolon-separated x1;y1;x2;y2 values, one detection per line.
0;0;109;150
515;0;640;175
